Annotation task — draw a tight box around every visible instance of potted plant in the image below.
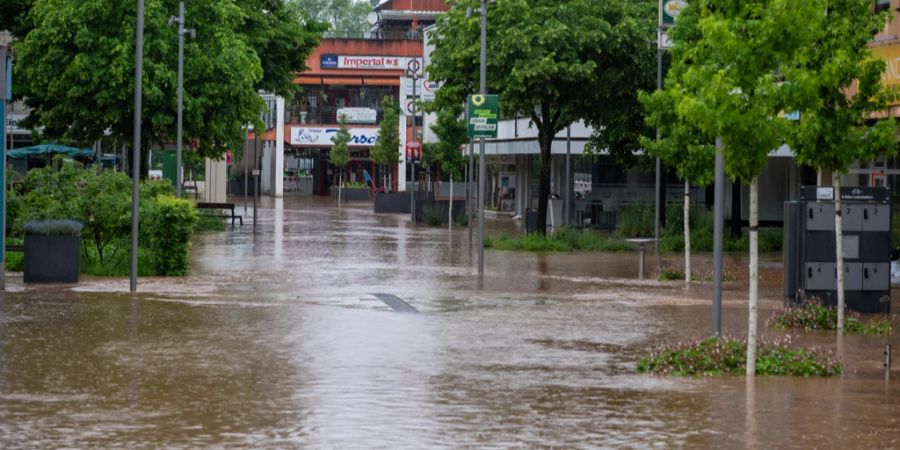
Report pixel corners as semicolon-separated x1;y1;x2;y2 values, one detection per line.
23;219;83;283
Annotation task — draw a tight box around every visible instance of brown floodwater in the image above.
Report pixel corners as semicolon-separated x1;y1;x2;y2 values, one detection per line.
1;196;898;448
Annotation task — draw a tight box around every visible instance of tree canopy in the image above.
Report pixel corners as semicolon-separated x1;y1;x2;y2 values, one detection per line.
293;0;371;36
370;96;400;168
428;0;655;234
12;0;325;175
784;0;897;173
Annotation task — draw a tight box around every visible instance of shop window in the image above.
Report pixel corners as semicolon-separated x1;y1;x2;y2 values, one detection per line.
875;0;891;12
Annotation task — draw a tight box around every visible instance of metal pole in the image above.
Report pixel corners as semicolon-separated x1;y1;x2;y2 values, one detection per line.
131;0;145;293
468;140;474;243
411;70;417;225
253;134;259;233
0;45;8;291
176;1;184;197
654;38;663;256
478;0;487;275
565;125;571;227
243;127;248;212
712;137;724;336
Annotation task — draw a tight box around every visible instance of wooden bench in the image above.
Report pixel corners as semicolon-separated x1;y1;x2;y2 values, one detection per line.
196;202;243;226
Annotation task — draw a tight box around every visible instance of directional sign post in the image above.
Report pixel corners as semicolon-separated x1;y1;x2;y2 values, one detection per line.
0;46;9;290
467;94;499;139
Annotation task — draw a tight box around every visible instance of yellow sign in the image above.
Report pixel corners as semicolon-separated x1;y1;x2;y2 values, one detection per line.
872;44;900;88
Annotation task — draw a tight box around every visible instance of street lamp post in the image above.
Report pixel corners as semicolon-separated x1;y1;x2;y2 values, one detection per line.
170;1;195;198
477;0;488;275
409;67;418;225
131;0;145;293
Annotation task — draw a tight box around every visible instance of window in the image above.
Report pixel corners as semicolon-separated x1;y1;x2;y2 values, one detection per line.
875;0;891;13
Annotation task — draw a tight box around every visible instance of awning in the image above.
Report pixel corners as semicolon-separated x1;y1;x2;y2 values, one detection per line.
7;143;94;160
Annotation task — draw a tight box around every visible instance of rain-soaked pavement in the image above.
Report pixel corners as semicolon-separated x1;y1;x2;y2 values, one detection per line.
1;196;898;448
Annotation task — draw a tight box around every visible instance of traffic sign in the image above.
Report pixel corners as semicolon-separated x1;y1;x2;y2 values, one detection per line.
467;94;499;139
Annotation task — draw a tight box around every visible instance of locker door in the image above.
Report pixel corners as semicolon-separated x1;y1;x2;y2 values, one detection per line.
862;263;890;291
804;262;836;291
805;203;835;231
861;205;890;232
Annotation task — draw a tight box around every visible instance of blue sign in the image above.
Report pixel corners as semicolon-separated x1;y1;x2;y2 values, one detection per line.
320;54;338;69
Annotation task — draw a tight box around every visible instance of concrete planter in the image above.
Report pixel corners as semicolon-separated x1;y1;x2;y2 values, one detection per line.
24;235;81;283
333;188;370;202
374;192;411;213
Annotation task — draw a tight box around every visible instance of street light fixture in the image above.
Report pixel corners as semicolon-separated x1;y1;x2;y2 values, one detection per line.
170;1;195;198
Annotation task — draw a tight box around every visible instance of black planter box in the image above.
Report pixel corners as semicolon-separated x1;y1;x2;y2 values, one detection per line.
24;235;81;283
333;188;370;202
374;192;411;213
415;199;467;225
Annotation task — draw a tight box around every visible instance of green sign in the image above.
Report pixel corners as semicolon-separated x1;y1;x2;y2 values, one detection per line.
661;0;687;26
467;94;499;139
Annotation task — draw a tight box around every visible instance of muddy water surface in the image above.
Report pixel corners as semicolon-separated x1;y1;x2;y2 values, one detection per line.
1;197;898;448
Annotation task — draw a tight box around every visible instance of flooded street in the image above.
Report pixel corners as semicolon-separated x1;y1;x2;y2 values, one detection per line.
1;197;898;448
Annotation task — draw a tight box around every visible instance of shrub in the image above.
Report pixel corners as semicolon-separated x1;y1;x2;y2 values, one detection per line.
488;229;633;252
12;163;201;277
638;336;842;377
455;212;469;227
615;202;655;238
423;204;446;226
24;219;83;236
143;196;198;276
767;302;894;335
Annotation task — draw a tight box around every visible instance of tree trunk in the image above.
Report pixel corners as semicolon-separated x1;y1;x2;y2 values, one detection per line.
535;134;552;235
835;175;845;334
449;175;454;231
746;176;759;376
731;180;742;239
338;172;343;209
684;180;691;283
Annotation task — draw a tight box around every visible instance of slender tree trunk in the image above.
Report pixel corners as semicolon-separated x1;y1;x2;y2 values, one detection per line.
449;175;454;231
536;134;552;235
835;175;845;334
731;181;742;239
746;176;759;376
338;172;343;209
684;180;691;283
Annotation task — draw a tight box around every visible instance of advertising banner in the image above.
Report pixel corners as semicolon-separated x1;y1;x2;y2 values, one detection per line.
467;94;499;139
290;126;380;147
661;0;688;27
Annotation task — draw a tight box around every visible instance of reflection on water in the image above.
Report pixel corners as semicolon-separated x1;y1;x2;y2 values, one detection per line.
0;196;898;448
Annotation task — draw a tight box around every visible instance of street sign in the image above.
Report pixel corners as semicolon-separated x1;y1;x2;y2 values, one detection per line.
405;141;421;164
467;94;499;139
660;0;687;27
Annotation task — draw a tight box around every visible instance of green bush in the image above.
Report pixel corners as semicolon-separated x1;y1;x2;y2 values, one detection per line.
194;213;226;232
638;336;842;377
488;228;634;252
24;219;83;236
11;162;200;277
143;196;198;276
615;202;655;238
455;212;469;227
422;204;447;226
767;303;894;335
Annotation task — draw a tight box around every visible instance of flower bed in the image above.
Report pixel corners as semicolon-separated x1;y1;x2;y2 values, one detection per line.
637;336;842;377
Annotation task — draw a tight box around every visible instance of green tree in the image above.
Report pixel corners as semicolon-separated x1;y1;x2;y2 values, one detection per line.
660;0;823;375
0;0;33;38
640;88;715;282
424;103;468;226
330;115;351;207
12;0;324;177
428;0;655;235
370;96;400;190
292;0;371;36
784;0;897;332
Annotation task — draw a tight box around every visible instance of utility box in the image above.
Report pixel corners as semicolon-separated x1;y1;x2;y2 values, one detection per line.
784;186;892;313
